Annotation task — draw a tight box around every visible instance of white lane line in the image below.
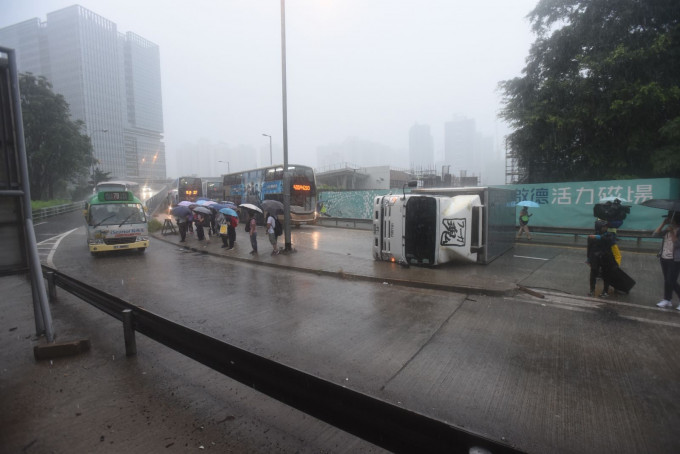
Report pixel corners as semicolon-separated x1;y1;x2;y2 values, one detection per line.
39;228;78;268
508;292;680;329
513;255;550;261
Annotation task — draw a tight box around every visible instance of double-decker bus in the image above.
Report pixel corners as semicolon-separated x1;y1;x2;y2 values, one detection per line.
222;164;317;225
84;190;149;255
204;179;224;201
177;176;202;202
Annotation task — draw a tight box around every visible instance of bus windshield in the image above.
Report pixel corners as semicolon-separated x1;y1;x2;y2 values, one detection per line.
178;176;202;202
89;203;147;226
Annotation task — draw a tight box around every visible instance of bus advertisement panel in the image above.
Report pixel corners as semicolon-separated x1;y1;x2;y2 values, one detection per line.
222;165;317;225
178;176;202;202
84;191;149;255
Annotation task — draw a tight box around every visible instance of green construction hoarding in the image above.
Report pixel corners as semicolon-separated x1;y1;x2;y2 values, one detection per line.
496;178;680;230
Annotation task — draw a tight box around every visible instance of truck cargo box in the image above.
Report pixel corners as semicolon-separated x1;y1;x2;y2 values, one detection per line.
373;187;514;266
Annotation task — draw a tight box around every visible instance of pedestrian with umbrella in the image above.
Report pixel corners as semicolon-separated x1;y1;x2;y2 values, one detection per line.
261;199;284;217
240;204;263;255
647;201;680;309
215;209;229;248
586;220;617;298
171;205;191;242
192;206;211;241
516;201;538;240
266;211;280;255
218;207;239;249
595;197;630;265
248;209;258;254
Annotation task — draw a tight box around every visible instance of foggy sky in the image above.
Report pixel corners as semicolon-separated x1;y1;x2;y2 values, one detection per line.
2;0;538;177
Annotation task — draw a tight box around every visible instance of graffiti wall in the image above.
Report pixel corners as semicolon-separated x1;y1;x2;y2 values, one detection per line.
317;190;395;219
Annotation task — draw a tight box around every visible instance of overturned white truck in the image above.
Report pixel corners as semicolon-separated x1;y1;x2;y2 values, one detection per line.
373;186;515;266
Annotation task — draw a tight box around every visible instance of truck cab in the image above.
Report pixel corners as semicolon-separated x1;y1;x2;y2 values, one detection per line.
373;187;514;266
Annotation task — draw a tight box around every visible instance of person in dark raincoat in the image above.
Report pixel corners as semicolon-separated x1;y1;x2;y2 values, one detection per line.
586;219;616;297
172;207;189;242
194;212;206;241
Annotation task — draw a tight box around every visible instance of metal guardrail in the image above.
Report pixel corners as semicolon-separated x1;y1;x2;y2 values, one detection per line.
315;216;373;230
32;201;85;222
529;226;658;246
143;185;169;216
40;265;523;454
30;185;169;223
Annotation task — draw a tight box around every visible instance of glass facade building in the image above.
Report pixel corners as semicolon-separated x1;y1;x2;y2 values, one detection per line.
0;5;165;181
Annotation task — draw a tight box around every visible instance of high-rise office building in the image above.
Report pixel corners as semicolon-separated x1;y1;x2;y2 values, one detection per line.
0;5;165;181
444;116;476;172
408;123;434;170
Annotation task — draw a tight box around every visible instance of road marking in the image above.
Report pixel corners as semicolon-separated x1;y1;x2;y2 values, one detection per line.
38;228;78;268
513;255;550;261
509;290;680;329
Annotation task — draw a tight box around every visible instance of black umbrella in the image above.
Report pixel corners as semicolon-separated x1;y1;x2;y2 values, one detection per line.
261;199;284;215
640;199;680;212
171;205;191;219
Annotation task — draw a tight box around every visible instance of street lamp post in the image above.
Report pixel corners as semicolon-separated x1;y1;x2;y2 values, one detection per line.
280;0;291;251
262;133;272;165
218;160;230;173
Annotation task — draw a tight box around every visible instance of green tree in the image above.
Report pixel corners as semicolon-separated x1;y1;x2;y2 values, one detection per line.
20;73;95;200
90;168;112;187
500;0;680;183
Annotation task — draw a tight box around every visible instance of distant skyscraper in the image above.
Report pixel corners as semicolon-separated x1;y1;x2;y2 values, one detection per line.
444;116;476;172
316;137;398;169
0;5;165;180
409;123;434;170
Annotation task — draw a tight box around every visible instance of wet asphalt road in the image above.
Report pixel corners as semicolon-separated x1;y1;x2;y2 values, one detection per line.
10;212;680;453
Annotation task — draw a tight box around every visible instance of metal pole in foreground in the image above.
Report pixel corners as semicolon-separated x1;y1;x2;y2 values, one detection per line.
122;309;137;357
6;47;54;341
280;0;291;251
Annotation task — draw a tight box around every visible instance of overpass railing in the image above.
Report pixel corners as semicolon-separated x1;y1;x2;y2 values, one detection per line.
32;201;85;222
529;226;657;246
40;265;522;454
315;216;373;230
31;185;169;223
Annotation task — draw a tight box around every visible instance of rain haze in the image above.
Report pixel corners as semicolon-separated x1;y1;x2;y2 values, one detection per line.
2;0;537;181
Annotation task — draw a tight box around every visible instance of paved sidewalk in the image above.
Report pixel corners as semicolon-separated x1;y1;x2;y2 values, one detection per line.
151;217;662;301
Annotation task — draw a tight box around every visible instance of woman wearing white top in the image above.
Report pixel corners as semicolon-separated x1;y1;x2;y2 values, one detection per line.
654;212;680;309
266;212;279;255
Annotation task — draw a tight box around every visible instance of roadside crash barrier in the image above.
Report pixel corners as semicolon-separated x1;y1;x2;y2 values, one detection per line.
41;264;524;454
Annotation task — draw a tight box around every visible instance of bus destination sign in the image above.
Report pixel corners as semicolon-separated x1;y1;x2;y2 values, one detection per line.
100;191;132;202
